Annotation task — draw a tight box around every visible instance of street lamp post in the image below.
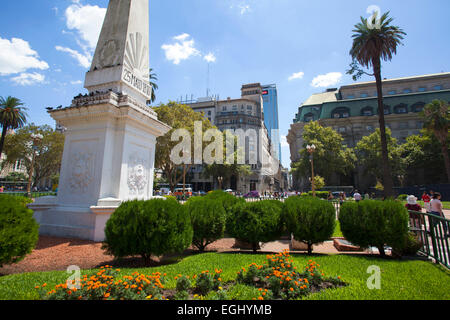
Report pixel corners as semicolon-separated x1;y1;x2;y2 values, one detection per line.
26;133;43;198
306;144;317;198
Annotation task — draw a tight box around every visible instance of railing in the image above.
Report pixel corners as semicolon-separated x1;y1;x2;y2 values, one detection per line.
409;210;450;269
0;191;57;198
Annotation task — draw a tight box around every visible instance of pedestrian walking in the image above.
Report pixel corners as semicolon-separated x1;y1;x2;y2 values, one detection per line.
430;193;448;236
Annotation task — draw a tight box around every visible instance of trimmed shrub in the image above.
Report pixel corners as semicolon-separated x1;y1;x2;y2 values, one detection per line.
205;190;245;213
339;200;409;256
185;197;227;251
299;191;328;199
283;197;336;254
392;232;422;257
102;198;193;262
0;195;39;267
397;194;408;201
228;200;284;253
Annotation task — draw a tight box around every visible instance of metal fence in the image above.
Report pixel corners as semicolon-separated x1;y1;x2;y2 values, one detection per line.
408;210;450;269
0;192;57;198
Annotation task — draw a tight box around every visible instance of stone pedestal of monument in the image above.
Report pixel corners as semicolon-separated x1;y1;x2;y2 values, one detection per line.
29;0;170;242
30;92;169;241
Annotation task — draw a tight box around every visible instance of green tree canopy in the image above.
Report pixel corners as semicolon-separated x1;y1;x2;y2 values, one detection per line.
3;124;64;188
0;96;28;157
420;100;450;182
153;102;215;191
355;128;404;186
291;121;355;186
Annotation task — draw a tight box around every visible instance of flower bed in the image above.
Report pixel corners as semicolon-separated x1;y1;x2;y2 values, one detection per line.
35;251;346;300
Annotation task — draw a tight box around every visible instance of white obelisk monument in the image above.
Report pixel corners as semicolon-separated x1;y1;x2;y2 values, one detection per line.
30;0;170;241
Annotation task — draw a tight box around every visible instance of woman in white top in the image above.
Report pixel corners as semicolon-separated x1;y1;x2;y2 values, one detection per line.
430;193;443;218
430;193;449;236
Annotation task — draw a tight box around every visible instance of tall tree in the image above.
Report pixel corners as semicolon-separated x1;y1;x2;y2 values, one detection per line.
3;124;64;189
420;100;450;182
148;68;158;104
0;96;28;157
153;102;215;192
291;121;355;187
348;11;406;197
355;128;405;187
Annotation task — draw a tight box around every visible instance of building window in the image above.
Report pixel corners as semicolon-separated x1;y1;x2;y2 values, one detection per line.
366;125;374;131
208;111;211;115
416;121;424;128
361;106;374;116
434;85;443;90
360;93;369;98
222;106;227;111
399;122;409;129
394;104;408;114
384;105;391;115
418;87;426;92
304;113;314;122
388;90;396;95
339;127;346;133
232;105;237;110
347;95;355;99
412;102;425;113
403;89;412;94
331;107;351;119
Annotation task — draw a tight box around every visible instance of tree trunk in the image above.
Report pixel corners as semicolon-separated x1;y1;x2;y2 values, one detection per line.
372;58;394;198
0;125;7;158
252;242;258;254
307;242;313;255
440;140;450;183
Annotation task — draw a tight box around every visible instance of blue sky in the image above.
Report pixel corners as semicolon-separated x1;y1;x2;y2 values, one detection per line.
1;0;449;169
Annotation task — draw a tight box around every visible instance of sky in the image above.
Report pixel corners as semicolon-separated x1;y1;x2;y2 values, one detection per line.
1;0;449;169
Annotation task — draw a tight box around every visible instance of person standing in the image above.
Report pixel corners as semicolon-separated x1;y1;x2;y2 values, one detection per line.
405;195;423;230
327;192;334;201
421;191;431;213
430;193;448;236
354;190;362;202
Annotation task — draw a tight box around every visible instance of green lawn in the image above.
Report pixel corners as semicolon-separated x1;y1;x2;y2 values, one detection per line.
1;253;449;300
333;221;343;238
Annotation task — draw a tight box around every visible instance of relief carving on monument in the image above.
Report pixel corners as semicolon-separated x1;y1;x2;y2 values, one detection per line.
124;32;149;78
69;152;95;194
99;40;120;68
127;153;148;196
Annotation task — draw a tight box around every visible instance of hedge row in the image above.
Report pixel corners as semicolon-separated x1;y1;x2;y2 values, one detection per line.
103;193;411;260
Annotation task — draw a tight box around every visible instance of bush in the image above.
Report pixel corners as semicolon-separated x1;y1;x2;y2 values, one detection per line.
205;190;245;213
228;200;284;252
283;197;335;254
103;198;193;262
392;232;422;257
0;195;39;267
397;194;408;201
339;200;409;256
300;191;329;199
185;197;227;251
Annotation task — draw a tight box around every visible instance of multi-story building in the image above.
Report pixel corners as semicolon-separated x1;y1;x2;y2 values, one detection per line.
187;83;285;194
287;72;450;190
262;84;281;162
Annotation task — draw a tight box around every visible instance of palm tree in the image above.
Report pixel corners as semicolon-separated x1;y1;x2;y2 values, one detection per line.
421;100;450;182
149;68;158;104
349;11;406;198
0;96;28;157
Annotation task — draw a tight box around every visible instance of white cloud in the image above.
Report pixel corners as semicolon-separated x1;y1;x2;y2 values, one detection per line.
288;71;304;81
311;72;342;88
11;72;46;86
161;34;201;65
70;80;82;85
204;53;217;63
65;3;106;50
238;4;251;15
55;46;92;68
281;135;289;148
0;37;49;76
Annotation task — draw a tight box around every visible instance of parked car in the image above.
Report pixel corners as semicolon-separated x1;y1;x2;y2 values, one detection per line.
244;191;260;198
